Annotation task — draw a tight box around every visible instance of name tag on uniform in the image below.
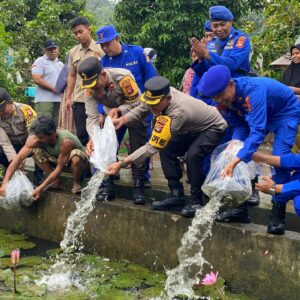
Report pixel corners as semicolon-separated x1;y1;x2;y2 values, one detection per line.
125;61;138;67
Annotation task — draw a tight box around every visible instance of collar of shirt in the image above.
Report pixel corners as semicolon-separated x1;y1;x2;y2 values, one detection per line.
43;54;59;62
79;39;97;52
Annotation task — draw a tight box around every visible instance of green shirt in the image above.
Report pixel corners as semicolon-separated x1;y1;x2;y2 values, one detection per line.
43;130;84;157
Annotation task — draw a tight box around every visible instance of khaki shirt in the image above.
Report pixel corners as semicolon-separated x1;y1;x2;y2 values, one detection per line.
0;103;36;161
125;87;228;165
68;40;104;103
85;68;142;138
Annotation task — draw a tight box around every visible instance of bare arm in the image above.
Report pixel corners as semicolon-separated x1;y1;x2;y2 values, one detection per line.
252;152;281;167
32;74;57;94
36;139;75;191
0;135;37;189
289;86;300;95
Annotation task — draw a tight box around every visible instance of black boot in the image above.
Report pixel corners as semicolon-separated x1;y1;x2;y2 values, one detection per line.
152;180;184;211
267;201;285;235
96;177;116;201
216;201;250;223
181;187;204;218
133;179;145;205
246;177;260;206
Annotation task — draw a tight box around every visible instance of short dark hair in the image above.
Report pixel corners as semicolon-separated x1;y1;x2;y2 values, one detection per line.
70;17;90;29
29;116;56;136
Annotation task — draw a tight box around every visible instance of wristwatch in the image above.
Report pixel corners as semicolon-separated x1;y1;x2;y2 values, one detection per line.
268;183;277;196
120;160;129;168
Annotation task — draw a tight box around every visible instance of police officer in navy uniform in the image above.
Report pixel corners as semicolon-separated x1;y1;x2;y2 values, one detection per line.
95;24;157;188
78;56;148;205
190;6;260;207
198;65;300;234
106;76;227;218
191;6;251;78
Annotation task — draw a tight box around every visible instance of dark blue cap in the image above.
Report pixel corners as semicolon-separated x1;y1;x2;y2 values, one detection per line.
44;39;57;49
204;20;212;32
96;24;120;44
197;65;231;97
209;6;234;21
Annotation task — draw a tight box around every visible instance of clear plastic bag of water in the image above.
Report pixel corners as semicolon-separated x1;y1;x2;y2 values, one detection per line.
0;170;34;209
89;117;119;172
202;140;252;206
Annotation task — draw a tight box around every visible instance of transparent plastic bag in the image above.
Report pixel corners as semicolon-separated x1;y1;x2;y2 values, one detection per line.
89;118;119;172
0;170;34;209
202;140;252;206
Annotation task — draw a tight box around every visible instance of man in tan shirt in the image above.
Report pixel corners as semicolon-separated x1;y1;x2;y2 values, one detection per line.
65;16;103;146
78;56;148;205
0;88;36;168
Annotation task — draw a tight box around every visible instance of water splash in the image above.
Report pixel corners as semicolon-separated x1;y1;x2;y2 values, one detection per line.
60;171;105;251
37;171;105;292
162;193;223;299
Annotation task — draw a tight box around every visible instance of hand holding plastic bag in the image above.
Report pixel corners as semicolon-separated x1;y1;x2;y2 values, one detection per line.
0;170;34;209
202;140;252;207
89;117;119;172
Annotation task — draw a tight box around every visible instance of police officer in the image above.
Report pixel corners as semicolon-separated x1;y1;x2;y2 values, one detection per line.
191;6;251;79
252;151;300;233
0;88;36;168
78;56;148;205
198;65;300;234
106;76;227;218
96;24;157;186
191;7;260;206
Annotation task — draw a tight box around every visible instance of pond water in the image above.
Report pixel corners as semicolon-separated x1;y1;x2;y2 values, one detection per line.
0;227;257;299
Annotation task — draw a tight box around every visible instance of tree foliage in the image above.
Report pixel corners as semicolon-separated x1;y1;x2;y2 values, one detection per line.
113;0;264;86
0;0;92;100
241;0;300;79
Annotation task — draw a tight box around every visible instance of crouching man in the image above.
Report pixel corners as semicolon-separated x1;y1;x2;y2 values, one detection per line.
106;76;227;218
0;116;89;200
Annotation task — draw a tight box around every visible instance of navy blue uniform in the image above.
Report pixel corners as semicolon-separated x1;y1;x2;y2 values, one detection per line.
275;153;300;215
218;77;300;203
192;27;251;79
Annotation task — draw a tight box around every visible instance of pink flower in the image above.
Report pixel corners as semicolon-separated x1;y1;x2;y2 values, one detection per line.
201;271;218;285
11;249;20;265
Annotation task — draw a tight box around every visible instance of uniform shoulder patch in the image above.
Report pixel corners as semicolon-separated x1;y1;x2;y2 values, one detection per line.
19;104;37;127
236;36;246;48
149;115;172;149
119;75;139;103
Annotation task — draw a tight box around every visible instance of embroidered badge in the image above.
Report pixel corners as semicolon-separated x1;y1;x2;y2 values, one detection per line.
119;75;139;102
149;116;172;149
236;36;246;48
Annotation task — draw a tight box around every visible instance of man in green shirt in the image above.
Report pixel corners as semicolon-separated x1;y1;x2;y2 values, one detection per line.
0;116;89;200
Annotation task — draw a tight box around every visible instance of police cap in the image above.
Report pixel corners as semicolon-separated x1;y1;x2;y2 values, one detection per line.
78;57;103;89
197;65;231;97
140;76;170;105
0;88;12;112
209;6;234;22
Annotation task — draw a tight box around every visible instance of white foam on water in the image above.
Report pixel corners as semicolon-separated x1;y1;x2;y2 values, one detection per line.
161;194;223;299
36;171;104;293
60;171;105;250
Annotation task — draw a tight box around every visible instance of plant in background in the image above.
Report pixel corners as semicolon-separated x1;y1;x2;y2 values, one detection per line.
11;248;20;293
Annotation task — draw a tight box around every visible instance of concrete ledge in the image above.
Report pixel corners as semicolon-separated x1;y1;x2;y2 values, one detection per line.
0;190;299;300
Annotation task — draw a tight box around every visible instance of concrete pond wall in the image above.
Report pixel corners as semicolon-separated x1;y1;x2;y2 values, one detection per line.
0;188;299;300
